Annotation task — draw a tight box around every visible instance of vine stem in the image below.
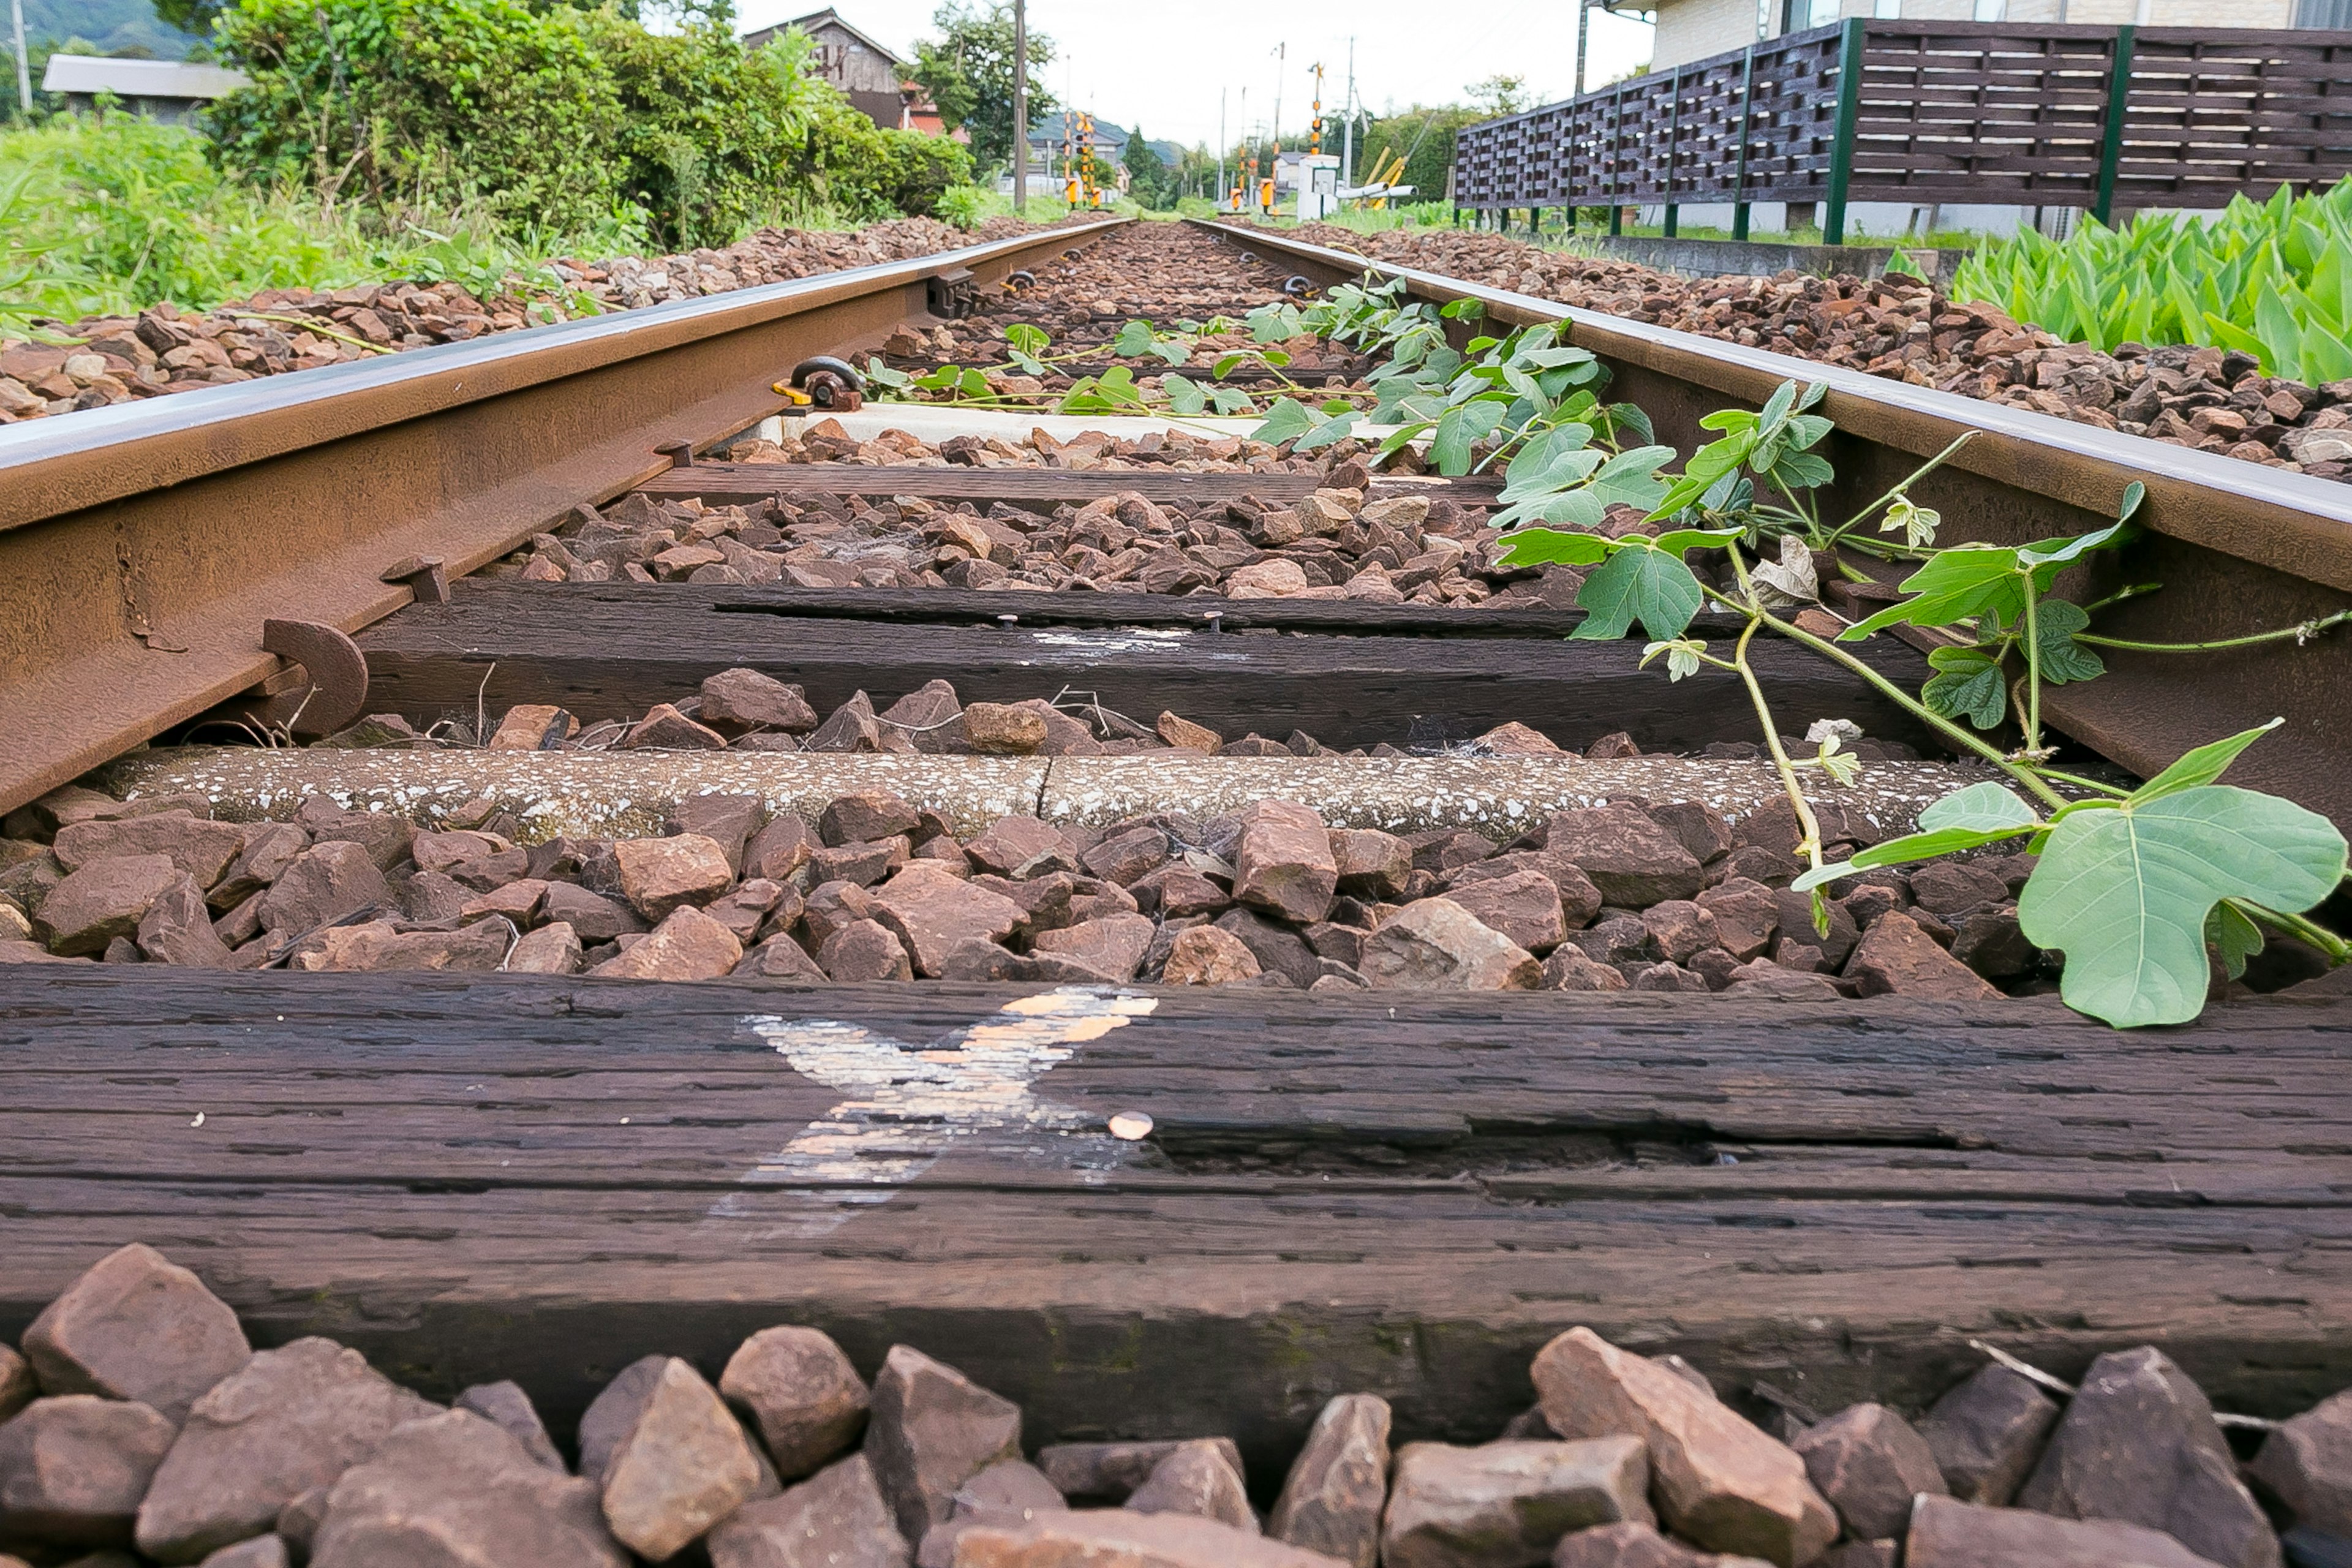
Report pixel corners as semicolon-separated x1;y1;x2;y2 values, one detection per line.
2076;609;2352;653
2020;578;2045;756
1723;550;1827;874
1820;429;1977;546
1705;580;2072;812
2240;900;2352;964
221;311;392;355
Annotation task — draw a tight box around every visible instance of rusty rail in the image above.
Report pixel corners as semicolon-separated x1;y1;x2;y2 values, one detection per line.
1191;219;2352;827
0;219;1129;818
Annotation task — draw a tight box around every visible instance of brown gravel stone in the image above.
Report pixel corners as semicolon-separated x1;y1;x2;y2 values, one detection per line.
1269;1395;1390;1568
965;703;1050;755
135;1336;441;1563
1126;1440;1255;1532
309;1409;627;1568
1035;1441;1248;1504
747;815;822;883
1544;807;1705;907
623;702;729;750
1543;948;1630;992
954;1510;1348;1568
35;854;181;956
454;1380;567;1472
1361;899;1540;990
870;865;1026;976
966;818;1079;879
137;875;234;967
53;815;244;888
1161;924;1262;985
206;823;307;911
505;921;584;974
1904;1494;2227;1567
2016;1347;2277;1568
614;832;735;919
918;1460;1067;1568
867;1346;1023;1545
488;704;578;751
703;668;820;734
257;842;391;935
721;1327;872;1482
1330;829;1412;899
1381;1439;1654;1568
1532;1328;1836;1567
1695;881;1779;962
590;904;744;980
668;794;767;876
1235;801;1338;924
0;1395;176;1548
1158;712;1223;752
23;1244;251;1427
1789;1403;1945;1542
2252;1388;2352;1535
0;1349;33;1425
543;883;645;944
1446;870;1569;956
1551;1523;1774;1566
1030;914;1156;981
1915;1366;2059;1507
293;918;511;972
712;1453;909;1568
1844;911;2000;1001
597;1356;766;1561
822;793;922;846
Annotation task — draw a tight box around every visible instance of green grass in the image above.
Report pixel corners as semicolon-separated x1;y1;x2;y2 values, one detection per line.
1;113;635;330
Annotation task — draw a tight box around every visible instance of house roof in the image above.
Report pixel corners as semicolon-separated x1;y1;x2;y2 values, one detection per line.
745;8;905;66
40;55;251;99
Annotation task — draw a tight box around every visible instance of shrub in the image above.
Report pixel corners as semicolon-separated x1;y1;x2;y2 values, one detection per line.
207;0;625;235
933;183;993;230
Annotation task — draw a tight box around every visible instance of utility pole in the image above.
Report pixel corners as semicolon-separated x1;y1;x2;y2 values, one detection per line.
1341;37;1356;187
9;0;29;124
1011;0;1027;211
1575;0;1591;97
1216;88;1226;213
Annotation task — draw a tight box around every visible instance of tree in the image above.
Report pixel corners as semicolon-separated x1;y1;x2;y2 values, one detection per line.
1121;127;1173;209
149;0;232;32
908;1;1053;172
1466;73;1530;116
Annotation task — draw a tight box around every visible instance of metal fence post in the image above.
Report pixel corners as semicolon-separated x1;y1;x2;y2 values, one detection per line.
1662;66;1684;238
1733;45;1757;243
1822;17;1866;246
1610;85;1626;236
2093;23;2138;227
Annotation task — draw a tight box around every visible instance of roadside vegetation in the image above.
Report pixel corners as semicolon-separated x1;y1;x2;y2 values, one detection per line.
2;0;980;325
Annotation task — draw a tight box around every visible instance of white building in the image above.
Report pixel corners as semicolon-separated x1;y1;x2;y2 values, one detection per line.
40;56;251;125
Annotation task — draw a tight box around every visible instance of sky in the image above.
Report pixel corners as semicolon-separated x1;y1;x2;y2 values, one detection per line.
733;2;1658;149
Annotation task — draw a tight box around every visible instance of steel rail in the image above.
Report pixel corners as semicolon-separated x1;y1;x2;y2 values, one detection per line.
0;219;1128;817
1192;219;2352;826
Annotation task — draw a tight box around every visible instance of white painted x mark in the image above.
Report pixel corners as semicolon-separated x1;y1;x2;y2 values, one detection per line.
707;986;1158;1237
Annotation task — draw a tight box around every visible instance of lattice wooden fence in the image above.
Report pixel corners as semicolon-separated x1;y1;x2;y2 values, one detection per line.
1453;21;2352;242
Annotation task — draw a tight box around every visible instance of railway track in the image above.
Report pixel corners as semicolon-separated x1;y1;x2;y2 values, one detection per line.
2;216;2350;1564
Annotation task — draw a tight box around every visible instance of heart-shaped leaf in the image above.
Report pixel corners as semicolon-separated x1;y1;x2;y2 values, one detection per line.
2019;786;2347;1027
1922;647;2008;729
1497;528;1610;568
1919;782;2039;833
1572;539;1708;641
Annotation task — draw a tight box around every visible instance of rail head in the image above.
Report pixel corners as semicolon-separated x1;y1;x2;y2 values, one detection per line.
0;218;1130;534
1186;219;2352;595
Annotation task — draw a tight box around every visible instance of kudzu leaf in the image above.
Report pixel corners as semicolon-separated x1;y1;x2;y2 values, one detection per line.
1918;781;2038;834
1251;398;1317;445
1153;339;1191;367
2032;598;2105;685
1587;445;1677;511
1572;539;1708;641
1006;323;1049;356
2019;785;2347;1027
1921;647;2008;729
2132;719;2282;802
1497;528;1610;568
1431;399;1509;475
1841;546;2026;639
1790;823;2034;891
1295;412;1359;453
1114;320;1156;356
1494;489;1607;530
2207;899;2266;981
1163;373;1205;416
1213;352;1249;379
1208;386;1256;415
959;368;992;399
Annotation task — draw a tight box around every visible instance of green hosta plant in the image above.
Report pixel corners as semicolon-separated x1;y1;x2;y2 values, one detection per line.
1953;179;2352;383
